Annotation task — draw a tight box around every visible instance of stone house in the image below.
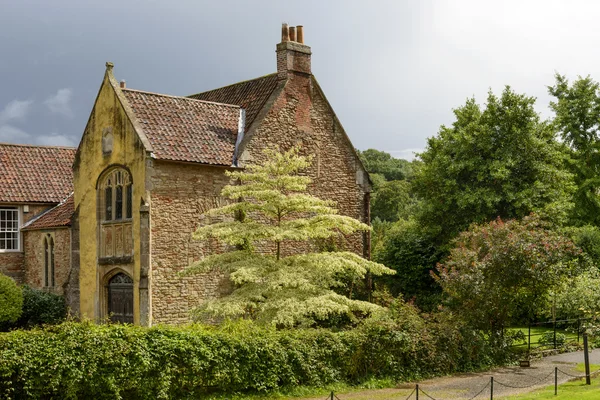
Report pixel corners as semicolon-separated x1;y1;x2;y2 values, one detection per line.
0;144;75;292
0;24;371;326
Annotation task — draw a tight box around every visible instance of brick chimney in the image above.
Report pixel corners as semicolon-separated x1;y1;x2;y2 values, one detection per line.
277;23;311;80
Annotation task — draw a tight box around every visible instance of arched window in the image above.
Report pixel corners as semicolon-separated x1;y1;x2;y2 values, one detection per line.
101;169;132;221
44;234;55;287
99;168;134;259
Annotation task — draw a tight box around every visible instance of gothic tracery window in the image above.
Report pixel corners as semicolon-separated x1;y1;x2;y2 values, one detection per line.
99;168;133;259
101;169;132;222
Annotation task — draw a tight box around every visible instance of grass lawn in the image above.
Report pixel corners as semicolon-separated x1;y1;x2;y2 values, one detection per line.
499;364;600;399
499;376;600;399
510;326;579;350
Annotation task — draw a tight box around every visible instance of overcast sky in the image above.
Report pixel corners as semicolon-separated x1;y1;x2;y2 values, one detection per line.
1;0;599;160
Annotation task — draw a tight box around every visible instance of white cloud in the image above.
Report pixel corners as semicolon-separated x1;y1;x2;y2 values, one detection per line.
44;88;74;118
35;133;77;147
0;125;30;143
0;99;34;124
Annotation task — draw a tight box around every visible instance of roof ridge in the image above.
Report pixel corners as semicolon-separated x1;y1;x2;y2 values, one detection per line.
122;88;242;109
0;142;77;150
187;72;277;98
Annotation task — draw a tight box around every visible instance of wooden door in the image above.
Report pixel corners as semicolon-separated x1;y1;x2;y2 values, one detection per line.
108;273;134;323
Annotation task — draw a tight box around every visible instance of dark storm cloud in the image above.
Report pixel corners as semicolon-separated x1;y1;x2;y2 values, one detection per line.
1;0;600;158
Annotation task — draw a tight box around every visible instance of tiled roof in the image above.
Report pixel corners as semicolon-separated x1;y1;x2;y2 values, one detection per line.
188;73;279;132
0;143;75;203
122;89;241;166
22;194;74;230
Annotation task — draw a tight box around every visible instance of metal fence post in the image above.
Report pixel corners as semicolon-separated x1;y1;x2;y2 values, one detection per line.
416;384;419;400
584;333;591;385
490;376;493;400
528;323;531;353
555;367;557;395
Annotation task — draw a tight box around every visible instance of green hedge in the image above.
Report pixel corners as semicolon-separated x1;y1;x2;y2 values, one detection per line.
0;316;513;399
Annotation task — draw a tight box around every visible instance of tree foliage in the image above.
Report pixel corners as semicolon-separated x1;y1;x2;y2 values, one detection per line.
415;87;575;243
358;148;415;181
370;180;417;222
183;147;394;327
374;219;443;310
549;74;600;225
435;215;583;335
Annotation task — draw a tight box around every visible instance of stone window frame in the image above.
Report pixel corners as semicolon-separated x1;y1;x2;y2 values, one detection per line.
43;233;55;287
0;205;21;252
97;166;134;261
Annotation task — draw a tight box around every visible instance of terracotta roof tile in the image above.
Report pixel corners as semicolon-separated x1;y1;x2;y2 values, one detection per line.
22;194;74;230
122;89;241;166
188;73;279;132
0;144;75;203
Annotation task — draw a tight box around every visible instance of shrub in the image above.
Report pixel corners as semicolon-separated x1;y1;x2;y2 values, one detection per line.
0;274;23;327
17;286;67;328
0;314;515;399
538;331;567;347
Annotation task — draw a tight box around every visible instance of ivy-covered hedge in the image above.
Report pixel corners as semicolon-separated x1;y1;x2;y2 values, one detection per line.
0;315;513;400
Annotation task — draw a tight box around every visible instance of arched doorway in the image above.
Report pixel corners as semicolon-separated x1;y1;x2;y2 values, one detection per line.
107;273;133;323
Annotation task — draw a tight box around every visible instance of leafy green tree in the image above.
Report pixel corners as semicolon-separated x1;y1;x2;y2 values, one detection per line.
549;74;600;225
549;268;600;320
374;219;443;310
435;215;583;336
415;87;575;244
183;147;395;327
565;225;600;267
370;180;418;222
358;149;415;181
0;274;23;327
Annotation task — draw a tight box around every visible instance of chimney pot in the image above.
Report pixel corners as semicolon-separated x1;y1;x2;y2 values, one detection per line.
289;26;296;42
120;80;126;89
281;23;289;42
297;25;304;44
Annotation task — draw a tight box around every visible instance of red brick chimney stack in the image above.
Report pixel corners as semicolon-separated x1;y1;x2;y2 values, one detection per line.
276;23;311;80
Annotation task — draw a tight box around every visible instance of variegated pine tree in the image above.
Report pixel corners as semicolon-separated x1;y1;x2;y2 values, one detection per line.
182;146;395;327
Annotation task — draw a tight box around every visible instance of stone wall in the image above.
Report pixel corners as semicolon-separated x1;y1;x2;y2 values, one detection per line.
23;228;71;294
149;160;233;324
0;204;53;282
240;73;369;257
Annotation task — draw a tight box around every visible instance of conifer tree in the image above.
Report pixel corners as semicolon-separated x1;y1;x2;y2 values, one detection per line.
182;147;394;327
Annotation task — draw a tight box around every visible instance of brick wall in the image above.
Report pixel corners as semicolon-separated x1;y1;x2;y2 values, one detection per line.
149;160;233;324
23;228;71;294
0;204;53;282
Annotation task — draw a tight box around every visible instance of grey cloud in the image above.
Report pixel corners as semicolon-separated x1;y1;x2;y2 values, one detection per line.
44;88;74;118
0;100;34;124
35;133;77;147
0;125;30;143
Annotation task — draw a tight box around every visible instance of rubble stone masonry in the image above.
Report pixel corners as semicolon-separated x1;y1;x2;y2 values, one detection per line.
149;160;233;324
23;228;71;294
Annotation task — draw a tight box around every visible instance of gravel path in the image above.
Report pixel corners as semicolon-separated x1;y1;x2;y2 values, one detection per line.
298;349;600;400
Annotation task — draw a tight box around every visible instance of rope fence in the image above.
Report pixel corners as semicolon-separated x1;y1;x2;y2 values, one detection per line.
324;365;596;400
